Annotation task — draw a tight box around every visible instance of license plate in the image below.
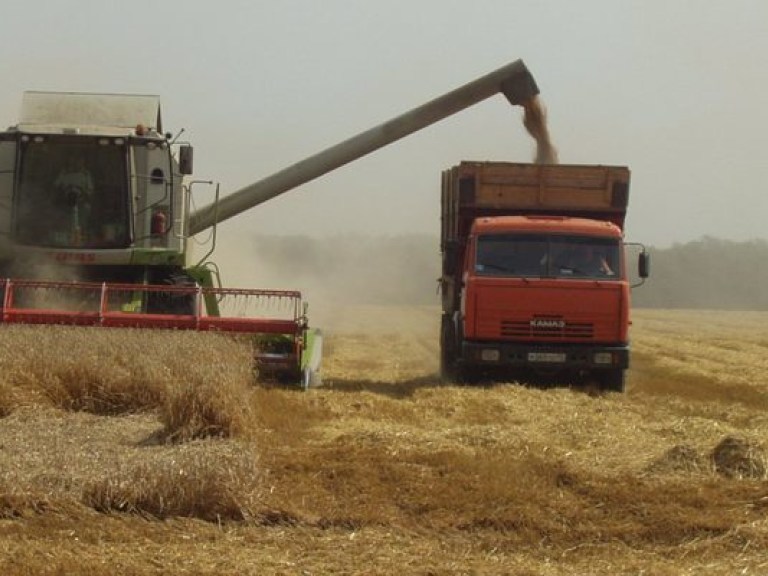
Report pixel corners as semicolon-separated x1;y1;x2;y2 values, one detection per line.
528;352;566;363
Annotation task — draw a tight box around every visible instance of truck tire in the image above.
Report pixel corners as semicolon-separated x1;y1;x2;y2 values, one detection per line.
440;315;458;382
599;369;626;393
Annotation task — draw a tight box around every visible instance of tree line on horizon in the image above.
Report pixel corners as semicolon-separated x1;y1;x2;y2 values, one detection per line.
246;234;768;311
632;236;768;310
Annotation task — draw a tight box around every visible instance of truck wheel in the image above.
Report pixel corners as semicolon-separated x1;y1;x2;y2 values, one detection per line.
440;315;458;382
599;369;626;393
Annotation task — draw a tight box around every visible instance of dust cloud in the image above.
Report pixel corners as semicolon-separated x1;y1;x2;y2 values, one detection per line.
196;233;441;329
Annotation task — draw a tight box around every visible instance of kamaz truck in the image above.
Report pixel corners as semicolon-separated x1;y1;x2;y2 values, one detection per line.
439;162;649;392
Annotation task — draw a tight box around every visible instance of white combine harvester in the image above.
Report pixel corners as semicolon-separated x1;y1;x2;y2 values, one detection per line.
0;60;540;388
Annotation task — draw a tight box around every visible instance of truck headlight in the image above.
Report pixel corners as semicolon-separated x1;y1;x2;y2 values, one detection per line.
481;349;500;362
593;352;613;365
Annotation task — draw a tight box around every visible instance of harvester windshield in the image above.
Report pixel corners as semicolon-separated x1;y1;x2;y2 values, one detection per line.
15;135;130;249
475;234;620;279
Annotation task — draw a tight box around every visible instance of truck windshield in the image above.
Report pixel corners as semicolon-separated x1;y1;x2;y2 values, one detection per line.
475;234;620;279
15;136;130;249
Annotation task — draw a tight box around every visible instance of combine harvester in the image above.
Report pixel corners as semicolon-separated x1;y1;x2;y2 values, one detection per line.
0;59;541;387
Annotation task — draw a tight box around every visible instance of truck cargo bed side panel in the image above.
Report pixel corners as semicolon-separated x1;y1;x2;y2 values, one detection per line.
452;162;630;232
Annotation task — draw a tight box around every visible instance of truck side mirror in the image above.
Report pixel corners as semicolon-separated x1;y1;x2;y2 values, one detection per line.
638;251;650;279
179;145;194;175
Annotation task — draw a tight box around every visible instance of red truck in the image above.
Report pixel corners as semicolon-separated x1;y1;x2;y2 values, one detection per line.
439;162;649;392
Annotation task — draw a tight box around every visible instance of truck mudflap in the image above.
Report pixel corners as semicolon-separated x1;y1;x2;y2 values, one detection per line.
460;341;629;372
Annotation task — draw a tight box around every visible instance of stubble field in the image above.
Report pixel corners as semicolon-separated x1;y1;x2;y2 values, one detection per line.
0;306;767;575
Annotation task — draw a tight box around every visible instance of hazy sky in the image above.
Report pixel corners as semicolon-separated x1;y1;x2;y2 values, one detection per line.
2;1;766;248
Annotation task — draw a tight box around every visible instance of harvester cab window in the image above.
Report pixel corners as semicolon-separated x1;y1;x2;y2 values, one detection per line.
15;136;130;249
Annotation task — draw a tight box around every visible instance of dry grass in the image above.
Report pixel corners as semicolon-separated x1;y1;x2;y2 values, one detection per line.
157;339;255;441
0;486;67;519
711;436;767;479
0;326;166;413
0;325;257;440
160;379;255;442
83;447;262;521
0;386;17;418
1;307;768;574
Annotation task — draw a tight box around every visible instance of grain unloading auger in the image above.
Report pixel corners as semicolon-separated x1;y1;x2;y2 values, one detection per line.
0;59;539;387
187;60;539;234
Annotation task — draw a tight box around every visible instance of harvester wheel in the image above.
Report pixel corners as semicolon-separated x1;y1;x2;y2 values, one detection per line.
146;271;197;315
599;369;626;393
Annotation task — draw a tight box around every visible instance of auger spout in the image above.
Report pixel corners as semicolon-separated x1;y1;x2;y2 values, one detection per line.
188;59;539;236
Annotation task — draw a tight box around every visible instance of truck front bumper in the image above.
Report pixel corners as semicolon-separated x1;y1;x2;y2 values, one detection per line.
460;341;629;371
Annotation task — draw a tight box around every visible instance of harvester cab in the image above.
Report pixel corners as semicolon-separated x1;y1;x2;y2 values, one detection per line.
0;92;190;278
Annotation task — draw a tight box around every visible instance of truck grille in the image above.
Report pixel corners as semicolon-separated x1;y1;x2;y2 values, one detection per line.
500;320;594;339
